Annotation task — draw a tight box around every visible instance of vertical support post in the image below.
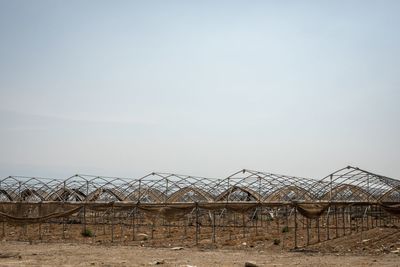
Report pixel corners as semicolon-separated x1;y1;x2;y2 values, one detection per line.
93;212;97;243
184;215;187;237
168;221;171;238
2;220;4;238
306;218;310;246
84;181;88;233
83;204;87;232
62;181;66;240
276;208;280;235
342;206;346;236
242;213;246;238
131;207;135;241
120;214;124;243
195;202;199;245
361;210;364;241
350;206;353;234
39;202;42;241
335;205;339;238
294;205;298;248
212;210;216;243
151;220;154;240
165;178;168;203
255;208;258;236
326;207;330;240
62;219;65;239
111;204;114;243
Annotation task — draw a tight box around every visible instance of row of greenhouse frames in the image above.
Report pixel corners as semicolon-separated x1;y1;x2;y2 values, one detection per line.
0;166;400;204
0;165;399;248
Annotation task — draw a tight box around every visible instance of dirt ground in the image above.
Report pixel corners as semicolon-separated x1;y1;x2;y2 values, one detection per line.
0;226;399;266
0;241;399;267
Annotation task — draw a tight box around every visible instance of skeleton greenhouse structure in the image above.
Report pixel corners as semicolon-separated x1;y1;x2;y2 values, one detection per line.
0;166;399;248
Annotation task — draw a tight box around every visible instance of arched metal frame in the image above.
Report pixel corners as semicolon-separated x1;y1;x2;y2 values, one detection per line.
0;166;399;204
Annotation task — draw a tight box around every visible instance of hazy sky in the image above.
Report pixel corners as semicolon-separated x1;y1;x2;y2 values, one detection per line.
0;0;399;180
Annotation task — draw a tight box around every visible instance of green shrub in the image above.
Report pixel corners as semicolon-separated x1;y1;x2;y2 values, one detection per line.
281;226;289;233
81;228;94;237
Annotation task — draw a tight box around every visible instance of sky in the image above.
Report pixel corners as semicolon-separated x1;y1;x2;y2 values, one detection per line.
0;0;399;180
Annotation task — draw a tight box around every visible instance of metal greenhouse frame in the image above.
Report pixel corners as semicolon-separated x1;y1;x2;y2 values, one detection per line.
0;166;399;248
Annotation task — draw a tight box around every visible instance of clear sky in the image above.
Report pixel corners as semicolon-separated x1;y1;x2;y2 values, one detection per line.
0;0;399;180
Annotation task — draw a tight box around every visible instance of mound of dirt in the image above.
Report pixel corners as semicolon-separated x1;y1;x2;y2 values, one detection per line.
309;227;400;255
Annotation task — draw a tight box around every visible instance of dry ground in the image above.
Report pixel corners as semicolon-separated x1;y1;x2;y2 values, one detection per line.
0;227;399;266
0;241;399;267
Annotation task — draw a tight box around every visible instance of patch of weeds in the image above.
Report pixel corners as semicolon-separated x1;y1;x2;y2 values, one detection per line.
281;226;289;233
81;229;94;237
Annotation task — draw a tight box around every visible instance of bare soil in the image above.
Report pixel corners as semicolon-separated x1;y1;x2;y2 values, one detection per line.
0;241;399;267
0;226;399;266
0;228;399;267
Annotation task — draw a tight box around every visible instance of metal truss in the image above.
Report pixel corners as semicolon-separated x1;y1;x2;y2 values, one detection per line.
0;166;399;204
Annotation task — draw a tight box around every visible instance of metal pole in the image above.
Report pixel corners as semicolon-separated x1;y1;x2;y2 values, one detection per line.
342;206;346;236
242;213;246;238
62;181;66;239
326;207;330;240
111;204;114;243
195;203;199;245
212;210;216;243
39;202;42;240
131;207;135;241
294;205;298;248
306;218;310;246
335;205;339;238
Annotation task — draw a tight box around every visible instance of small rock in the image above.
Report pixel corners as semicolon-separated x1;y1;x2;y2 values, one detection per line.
150;259;165;265
244;261;258;267
137;233;149;241
171;247;184;250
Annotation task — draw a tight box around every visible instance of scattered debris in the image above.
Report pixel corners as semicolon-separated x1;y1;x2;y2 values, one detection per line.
0;252;20;259
289;248;319;253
